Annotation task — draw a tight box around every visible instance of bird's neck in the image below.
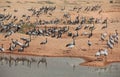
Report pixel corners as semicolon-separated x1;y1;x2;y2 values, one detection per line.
22;47;25;50
91;30;93;33
115;31;118;35
73;39;75;45
10;44;12;47
1;44;3;48
46;39;47;42
30;35;31;41
106;22;107;27
77;31;78;36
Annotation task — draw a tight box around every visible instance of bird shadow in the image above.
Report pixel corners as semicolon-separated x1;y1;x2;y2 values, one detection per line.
37;48;41;50
62;49;71;54
80;48;87;51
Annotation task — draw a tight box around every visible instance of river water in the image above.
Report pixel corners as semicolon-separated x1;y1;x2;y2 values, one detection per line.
0;54;120;77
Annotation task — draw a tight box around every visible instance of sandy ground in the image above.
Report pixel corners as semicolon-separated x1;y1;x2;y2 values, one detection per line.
0;0;120;67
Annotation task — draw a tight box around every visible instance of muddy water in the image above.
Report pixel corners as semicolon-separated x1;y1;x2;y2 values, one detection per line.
0;54;120;77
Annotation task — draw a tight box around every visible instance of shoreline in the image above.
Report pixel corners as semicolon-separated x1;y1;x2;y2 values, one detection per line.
1;52;120;67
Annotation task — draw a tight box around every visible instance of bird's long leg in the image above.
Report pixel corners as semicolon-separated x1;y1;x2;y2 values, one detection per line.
96;56;98;61
110;49;112;54
1;60;3;65
74;45;78;50
15;59;17;66
104;56;107;63
37;60;41;68
88;46;90;50
45;62;47;68
43;45;45;49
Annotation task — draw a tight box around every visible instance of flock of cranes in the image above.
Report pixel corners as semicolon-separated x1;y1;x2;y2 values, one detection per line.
0;4;119;63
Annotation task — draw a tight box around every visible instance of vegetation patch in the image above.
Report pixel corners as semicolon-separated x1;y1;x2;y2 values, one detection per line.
45;1;54;4
19;23;35;34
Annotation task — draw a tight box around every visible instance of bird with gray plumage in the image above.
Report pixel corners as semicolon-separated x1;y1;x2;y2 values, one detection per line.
11;38;17;45
18;46;24;52
9;43;16;51
40;38;47;45
101;18;108;29
114;35;119;44
20;35;31;42
101;33;105;41
100;32;107;41
103;49;108;56
4;30;14;38
110;38;115;45
22;41;30;48
95;49;101;59
88;30;93;38
15;25;21;32
66;38;75;49
0;44;4;52
15;40;23;47
88;40;92;49
67;31;73;37
72;31;79;38
107;40;113;53
84;25;89;30
75;25;82;31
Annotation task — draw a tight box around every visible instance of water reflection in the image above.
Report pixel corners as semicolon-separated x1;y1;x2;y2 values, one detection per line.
0;54;47;68
0;54;120;77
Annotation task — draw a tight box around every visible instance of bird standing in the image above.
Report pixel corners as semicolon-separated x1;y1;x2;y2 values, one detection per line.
40;38;47;45
66;38;75;49
0;44;4;52
88;40;92;49
9;43;16;51
95;49;101;60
